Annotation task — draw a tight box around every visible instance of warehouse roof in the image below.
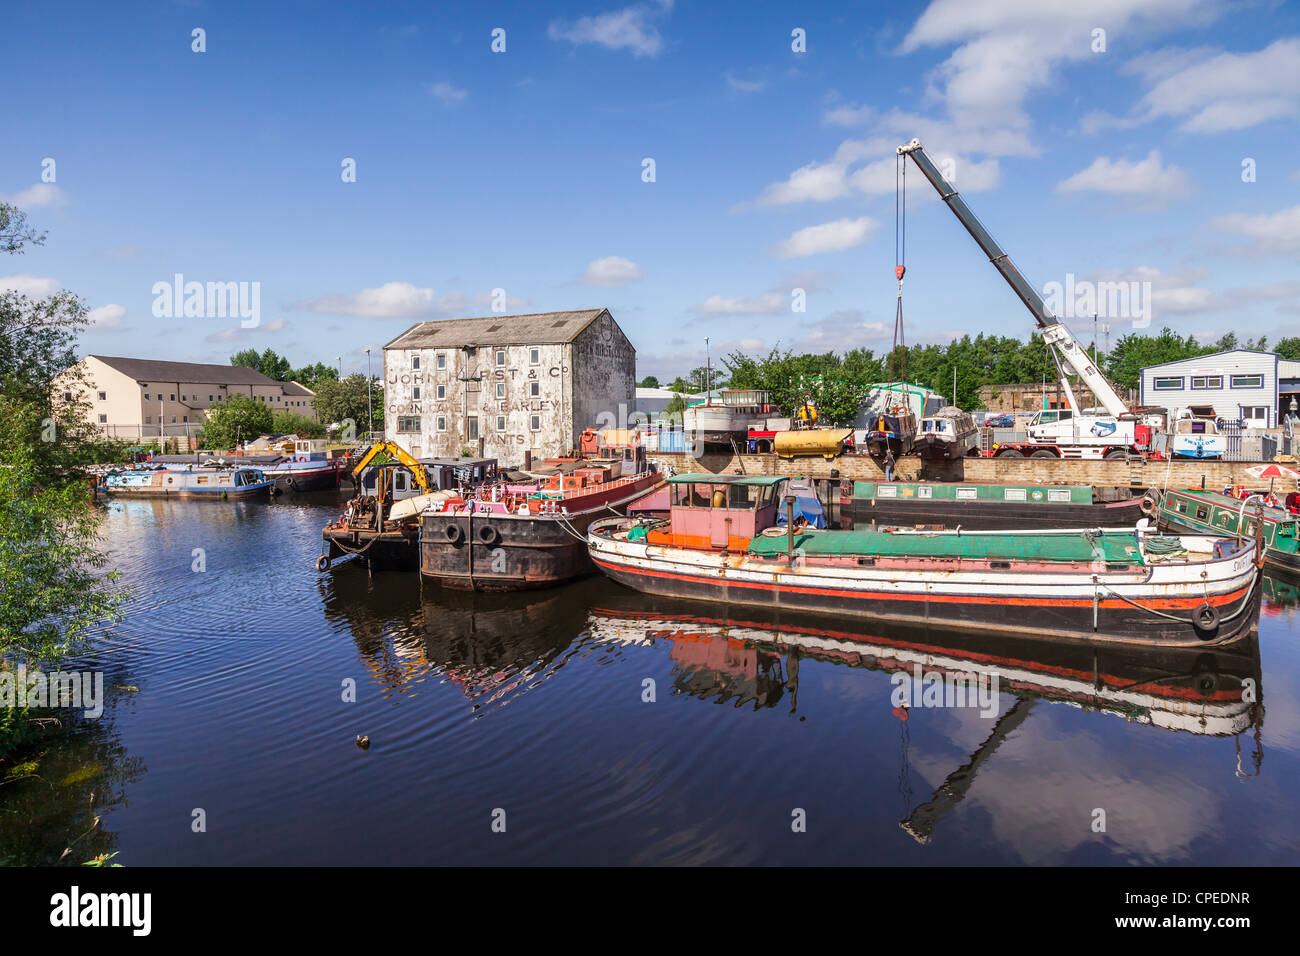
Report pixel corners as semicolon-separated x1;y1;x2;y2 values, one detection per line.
89;355;279;386
384;309;612;350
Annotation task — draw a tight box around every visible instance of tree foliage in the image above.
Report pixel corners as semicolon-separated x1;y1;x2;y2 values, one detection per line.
0;202;123;668
312;374;382;434
230;348;338;388
197;393;273;449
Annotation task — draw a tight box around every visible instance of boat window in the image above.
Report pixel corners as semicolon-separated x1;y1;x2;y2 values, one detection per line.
1176;500;1187;513
196;476;208;485
758;484;779;509
1245;520;1257;536
671;483;695;507
728;483;761;509
1279;523;1296;538
1195;505;1209;520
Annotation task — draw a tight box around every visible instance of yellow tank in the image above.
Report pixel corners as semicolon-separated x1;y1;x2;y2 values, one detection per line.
773;428;852;460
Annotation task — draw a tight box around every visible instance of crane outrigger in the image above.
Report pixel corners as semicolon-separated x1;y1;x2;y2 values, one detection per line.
897;138;1159;460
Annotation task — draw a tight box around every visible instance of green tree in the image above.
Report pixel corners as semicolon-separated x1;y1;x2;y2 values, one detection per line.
271;410;326;438
637;375;660;389
198;393;273;449
1105;327;1208;390
0;202;125;757
1276;337;1300;361
312;374;382;435
230;348;290;381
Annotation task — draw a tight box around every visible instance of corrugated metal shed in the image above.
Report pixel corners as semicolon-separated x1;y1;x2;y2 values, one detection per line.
384;309;610;350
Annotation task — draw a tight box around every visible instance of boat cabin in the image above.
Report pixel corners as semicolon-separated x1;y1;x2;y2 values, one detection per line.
648;474;788;550
1160;488;1299;551
921;407;975;437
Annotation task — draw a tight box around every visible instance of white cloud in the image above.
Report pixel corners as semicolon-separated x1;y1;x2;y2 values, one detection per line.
690;292;787;316
204;316;289;343
427;81;467;105
86;304;126;329
900;0;1223;129
1;183;66;208
822;102;873;126
725;72;766;93
1207;204;1300;258
792;310;890;352
0;274;60;297
579;256;644;286
747;140;870;208
771;217;876;258
548;2;672;58
1056;150;1194;201
292;282;468;318
1139;38;1300;133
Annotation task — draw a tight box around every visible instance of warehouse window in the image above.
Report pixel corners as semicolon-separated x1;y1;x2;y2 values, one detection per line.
412;386;420;400
530;414;541;431
98;414;107;423
397;416;421;432
97;391;106;401
143;393;149;401
436;385;446;400
170;394;175;401
1191;376;1222;389
530;348;540;365
1153;376;1182;390
467;416;479;441
412;356;420;370
436;416;447;432
436;353;446;370
496;415;505;431
1231;374;1263;388
145;416;151;424
496;382;506;399
496;350;505;366
529;381;540;397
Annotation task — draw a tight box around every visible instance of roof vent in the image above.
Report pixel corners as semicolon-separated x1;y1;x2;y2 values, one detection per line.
486;324;502;332
552;319;568;327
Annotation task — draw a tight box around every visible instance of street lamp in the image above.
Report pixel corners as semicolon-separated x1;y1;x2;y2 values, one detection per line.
364;348;373;438
336;355;342;377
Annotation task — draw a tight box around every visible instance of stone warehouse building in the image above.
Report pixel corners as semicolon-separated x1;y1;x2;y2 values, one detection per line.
54;355;318;438
382;309;635;464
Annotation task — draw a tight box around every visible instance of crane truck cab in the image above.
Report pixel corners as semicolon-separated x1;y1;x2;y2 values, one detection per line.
1026;409;1136;446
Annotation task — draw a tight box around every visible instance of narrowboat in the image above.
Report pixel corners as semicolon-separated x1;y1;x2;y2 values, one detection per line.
915;407;979;460
419;432;663;590
103;465;274;499
258;440;345;492
587;474;1261;645
840;479;1152;531
1156;488;1300;576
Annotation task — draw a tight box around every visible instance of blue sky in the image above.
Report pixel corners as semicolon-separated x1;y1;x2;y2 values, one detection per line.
4;0;1299;379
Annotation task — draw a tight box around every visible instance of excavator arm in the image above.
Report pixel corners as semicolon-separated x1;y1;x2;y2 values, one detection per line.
349;440;432;493
897;138;1131;419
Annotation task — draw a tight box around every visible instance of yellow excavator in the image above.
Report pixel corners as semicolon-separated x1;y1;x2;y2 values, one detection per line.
348;440;433;493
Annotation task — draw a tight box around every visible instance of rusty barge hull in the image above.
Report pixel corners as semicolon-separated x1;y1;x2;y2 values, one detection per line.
420;478;663;591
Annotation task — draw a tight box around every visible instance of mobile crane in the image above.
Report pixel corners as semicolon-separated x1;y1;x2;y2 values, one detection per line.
897;138;1159;460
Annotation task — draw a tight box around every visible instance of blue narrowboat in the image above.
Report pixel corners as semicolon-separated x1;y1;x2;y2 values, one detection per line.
103;466;274;499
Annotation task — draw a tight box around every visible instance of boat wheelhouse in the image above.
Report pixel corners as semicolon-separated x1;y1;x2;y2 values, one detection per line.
915;407;979;460
683;389;780;446
588;474;1261;645
1156;488;1300;576
840;480;1151;531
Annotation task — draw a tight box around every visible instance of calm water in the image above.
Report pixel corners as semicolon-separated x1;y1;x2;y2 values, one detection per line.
3;493;1299;865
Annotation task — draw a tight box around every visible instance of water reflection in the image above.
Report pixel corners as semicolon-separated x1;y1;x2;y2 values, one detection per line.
586;594;1265;847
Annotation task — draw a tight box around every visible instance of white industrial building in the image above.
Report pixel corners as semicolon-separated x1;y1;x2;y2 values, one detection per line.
382;309;635;464
1139;349;1300;428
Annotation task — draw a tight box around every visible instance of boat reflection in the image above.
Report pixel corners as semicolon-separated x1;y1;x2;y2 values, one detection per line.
319;565;589;709
587;596;1265;843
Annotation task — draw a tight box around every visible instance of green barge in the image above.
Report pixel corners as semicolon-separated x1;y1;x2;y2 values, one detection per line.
1156;489;1300;577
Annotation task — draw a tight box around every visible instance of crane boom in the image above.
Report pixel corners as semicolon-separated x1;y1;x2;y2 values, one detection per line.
897;138;1130;418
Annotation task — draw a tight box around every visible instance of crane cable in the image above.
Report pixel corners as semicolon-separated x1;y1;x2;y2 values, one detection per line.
891;153;907;386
